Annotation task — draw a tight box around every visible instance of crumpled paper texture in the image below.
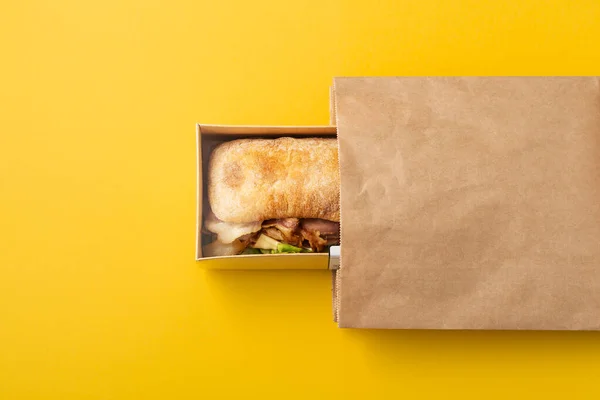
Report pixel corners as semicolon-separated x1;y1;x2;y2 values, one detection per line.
334;77;600;329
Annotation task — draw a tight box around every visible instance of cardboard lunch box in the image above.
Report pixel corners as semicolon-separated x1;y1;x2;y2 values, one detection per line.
197;77;600;330
195;125;338;270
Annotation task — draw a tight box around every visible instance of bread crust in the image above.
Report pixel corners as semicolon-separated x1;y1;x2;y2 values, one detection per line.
208;137;340;223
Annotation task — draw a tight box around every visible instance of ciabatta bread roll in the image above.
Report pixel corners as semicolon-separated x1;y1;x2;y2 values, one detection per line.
208;137;340;223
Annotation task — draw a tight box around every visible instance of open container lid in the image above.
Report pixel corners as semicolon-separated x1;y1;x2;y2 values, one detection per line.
333;77;600;329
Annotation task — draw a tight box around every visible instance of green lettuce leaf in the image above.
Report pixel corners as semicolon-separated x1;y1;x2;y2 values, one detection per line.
241;248;262;255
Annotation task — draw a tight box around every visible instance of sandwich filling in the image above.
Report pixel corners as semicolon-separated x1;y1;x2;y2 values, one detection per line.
203;211;340;256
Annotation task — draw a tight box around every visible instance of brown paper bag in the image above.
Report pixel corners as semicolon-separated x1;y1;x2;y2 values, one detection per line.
333;77;600;330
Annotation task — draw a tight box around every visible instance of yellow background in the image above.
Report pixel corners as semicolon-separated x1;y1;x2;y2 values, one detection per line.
2;0;600;398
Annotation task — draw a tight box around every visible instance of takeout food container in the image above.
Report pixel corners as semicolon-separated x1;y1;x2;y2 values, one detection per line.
196;124;337;270
198;76;600;330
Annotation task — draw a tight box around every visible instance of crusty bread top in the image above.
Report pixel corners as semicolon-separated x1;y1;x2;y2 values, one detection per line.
208;137;340;223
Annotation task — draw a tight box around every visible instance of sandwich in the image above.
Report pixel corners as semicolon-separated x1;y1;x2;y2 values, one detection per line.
203;137;340;256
